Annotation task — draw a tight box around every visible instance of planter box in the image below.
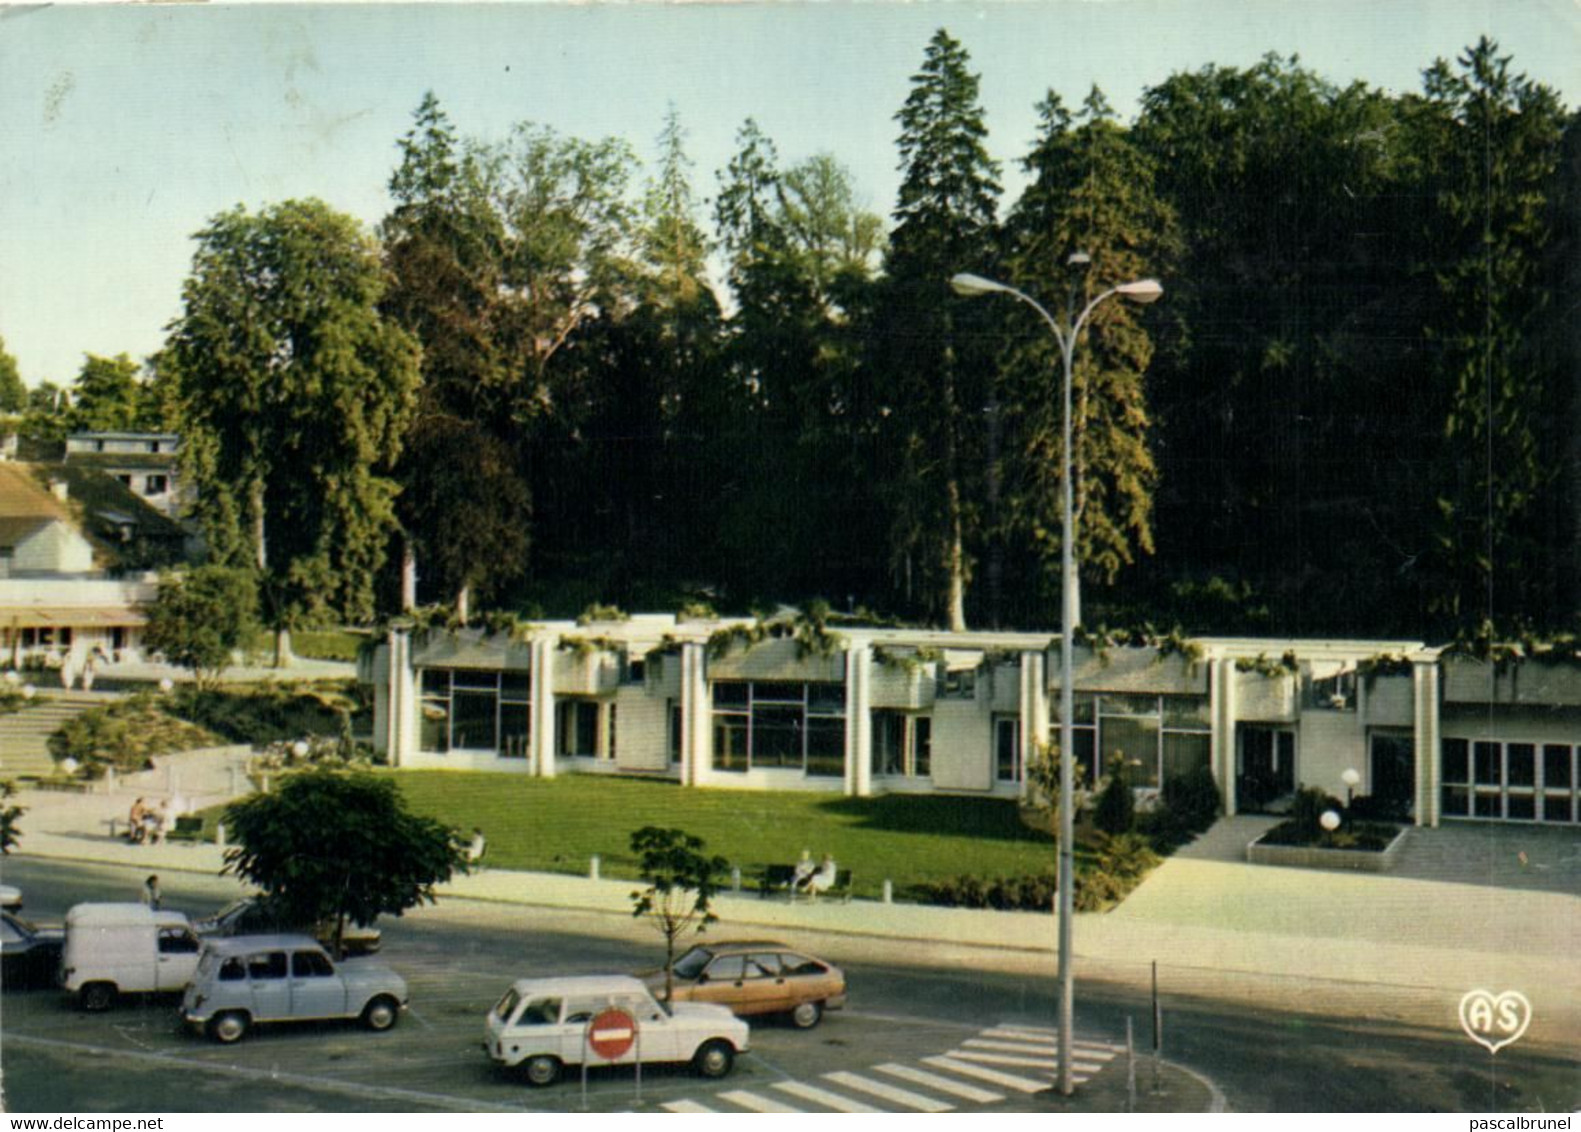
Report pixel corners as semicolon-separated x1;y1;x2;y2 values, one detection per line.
1235;672;1299;722
554;650;620;696
869;665;936;710
1246;826;1410;873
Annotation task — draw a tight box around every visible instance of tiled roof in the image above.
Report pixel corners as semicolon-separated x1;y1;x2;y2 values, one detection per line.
0;463;69;522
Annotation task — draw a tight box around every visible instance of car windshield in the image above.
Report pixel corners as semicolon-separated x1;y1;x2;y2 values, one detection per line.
671;946;713;980
493;988;521;1022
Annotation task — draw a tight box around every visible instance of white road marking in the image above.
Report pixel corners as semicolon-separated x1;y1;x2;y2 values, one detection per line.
772;1080;882;1112
5;1034;520;1113
949;1048;1101;1075
718;1089;804;1113
874;1062;1004;1103
823;1070;954;1112
921;1055;1053;1093
660;1100;717;1113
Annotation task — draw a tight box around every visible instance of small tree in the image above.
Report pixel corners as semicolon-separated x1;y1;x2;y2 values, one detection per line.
629;826;729;1005
142;566;259;689
223;770;468;956
0;780;23;854
1094;757;1137;836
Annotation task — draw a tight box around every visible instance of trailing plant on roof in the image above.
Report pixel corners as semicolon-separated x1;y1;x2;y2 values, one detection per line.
871;645;944;674
557;634;622;659
1358;653;1413;683
577;603;629;626
1235;651;1300;677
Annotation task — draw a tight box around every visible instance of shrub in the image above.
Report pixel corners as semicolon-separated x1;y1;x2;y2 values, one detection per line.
1164;765;1221;833
48;695;223;777
1094;760;1136;835
1288;785;1345;838
168;681;367;746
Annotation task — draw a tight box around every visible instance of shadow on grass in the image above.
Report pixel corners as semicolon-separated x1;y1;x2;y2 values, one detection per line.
813;792;1051;844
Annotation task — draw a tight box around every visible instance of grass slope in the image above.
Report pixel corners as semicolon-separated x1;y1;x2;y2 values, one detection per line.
389;771;1062;902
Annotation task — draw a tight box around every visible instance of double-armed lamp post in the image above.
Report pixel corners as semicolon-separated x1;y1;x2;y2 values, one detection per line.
950;262;1162;1096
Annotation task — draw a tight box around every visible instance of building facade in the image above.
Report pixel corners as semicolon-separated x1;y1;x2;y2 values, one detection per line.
361;616;1581;829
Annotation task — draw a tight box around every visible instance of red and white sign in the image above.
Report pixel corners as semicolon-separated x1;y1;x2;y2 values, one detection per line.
586;1008;637;1060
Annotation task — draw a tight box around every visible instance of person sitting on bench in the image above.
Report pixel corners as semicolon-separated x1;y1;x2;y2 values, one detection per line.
799;853;837;898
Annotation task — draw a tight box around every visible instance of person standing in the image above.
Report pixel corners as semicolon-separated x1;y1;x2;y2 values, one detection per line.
143;875;162;910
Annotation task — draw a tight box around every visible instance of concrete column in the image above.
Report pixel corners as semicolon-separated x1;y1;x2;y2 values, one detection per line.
1413;658;1441;827
1020;651;1049;802
680;643;710;788
530;637;557;778
1213;657;1238;816
387;628;415;769
847;645;872;797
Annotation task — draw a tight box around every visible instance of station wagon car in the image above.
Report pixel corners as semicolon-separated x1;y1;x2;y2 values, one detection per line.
646;940;847;1029
485;974;749;1085
181;934;408;1043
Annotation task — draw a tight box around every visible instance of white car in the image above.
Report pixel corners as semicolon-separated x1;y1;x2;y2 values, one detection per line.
0;885;22;912
484;974;749;1086
182;934;408;1043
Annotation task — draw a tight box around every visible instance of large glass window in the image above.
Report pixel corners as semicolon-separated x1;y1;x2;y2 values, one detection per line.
711;680;846;776
1052;694;1210;793
556;700;601;758
419;667;530;756
1442;738;1577;824
871;711;931;778
995;716;1021;783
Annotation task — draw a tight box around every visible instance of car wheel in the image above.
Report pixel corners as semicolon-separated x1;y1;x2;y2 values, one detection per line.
790;1000;824;1029
210;1011;250;1044
361;995;400;1032
523;1054;562;1087
693;1039;736;1079
79;983;116;1012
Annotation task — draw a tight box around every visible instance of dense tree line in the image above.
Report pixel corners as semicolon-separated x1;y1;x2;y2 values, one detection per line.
36;31;1576;641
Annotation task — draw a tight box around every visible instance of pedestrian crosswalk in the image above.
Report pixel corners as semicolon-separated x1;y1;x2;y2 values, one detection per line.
660;1023;1124;1113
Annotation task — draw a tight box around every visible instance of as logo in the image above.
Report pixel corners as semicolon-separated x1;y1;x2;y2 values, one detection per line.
1458;989;1531;1054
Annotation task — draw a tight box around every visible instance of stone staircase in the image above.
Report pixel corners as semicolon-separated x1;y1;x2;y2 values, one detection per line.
0;692;107;780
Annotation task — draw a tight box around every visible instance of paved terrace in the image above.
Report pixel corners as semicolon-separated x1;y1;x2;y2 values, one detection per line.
7;745;1578;1053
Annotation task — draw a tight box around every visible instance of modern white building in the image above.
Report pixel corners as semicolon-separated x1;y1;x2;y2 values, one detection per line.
362;615;1581;828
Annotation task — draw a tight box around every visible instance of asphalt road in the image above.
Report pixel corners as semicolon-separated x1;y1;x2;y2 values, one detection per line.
1;858;1575;1114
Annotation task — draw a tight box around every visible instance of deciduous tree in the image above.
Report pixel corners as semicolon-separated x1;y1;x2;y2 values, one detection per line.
223;770;468;956
142;565;259;690
628;826;729;1005
162;199;420;659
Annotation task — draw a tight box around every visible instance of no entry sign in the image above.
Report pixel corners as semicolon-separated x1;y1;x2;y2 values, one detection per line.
586;1008;638;1060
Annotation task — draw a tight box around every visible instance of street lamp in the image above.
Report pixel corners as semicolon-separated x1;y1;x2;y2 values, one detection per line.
951;261;1162;1097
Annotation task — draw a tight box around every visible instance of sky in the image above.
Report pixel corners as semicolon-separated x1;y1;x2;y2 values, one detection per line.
2;0;1579;390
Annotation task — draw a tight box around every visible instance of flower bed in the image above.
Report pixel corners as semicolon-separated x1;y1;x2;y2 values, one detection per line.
1247;822;1410;872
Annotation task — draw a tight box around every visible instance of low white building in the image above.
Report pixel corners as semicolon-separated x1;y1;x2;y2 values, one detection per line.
361;615;1581;829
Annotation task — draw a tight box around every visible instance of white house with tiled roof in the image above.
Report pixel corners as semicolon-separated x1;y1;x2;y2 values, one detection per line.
0;462;157;669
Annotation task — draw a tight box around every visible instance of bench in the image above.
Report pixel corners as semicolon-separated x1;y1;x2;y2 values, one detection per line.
758;863;798;898
164;816;206;845
758;864;854;903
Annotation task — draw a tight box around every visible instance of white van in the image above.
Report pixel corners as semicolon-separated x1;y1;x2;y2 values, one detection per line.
62;903;203;1011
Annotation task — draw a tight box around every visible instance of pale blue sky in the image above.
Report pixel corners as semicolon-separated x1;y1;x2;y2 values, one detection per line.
2;0;1578;388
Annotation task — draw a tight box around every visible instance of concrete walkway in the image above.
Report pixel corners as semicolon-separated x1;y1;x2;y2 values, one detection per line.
7;748;1578;1051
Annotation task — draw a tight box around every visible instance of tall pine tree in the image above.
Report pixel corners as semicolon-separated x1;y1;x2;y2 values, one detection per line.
874;28;1002;630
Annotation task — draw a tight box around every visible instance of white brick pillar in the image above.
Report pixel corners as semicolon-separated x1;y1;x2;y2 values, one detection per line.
1212;657;1238;816
680;642;711;788
847;645;872;797
386;628;415;768
530;637;557;778
1413;658;1441;827
1020;651;1049;802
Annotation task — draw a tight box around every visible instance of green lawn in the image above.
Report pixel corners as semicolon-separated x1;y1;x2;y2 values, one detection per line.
387;771;1063;902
